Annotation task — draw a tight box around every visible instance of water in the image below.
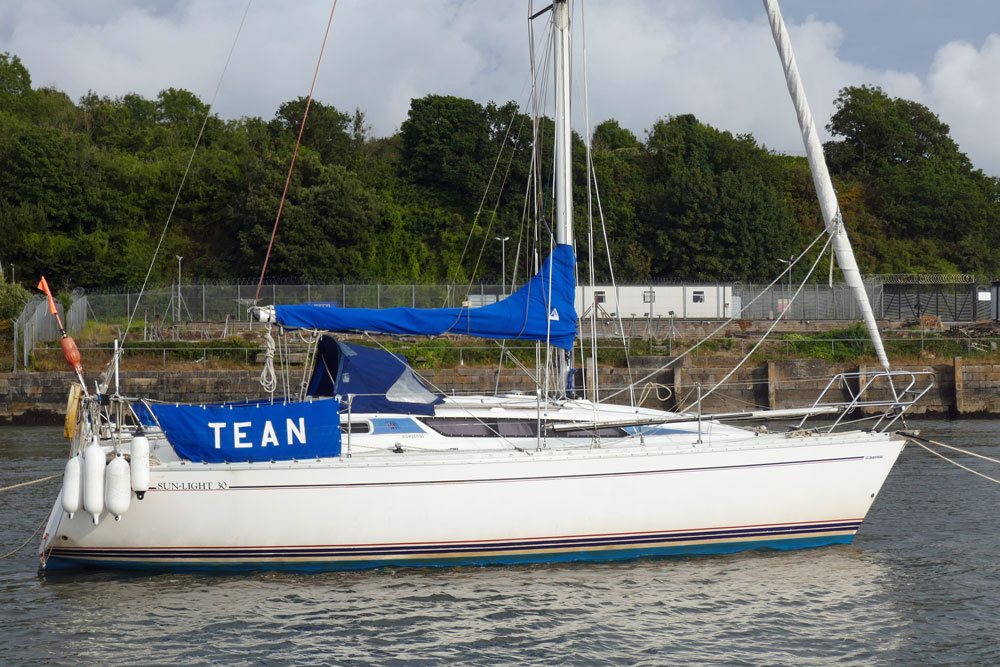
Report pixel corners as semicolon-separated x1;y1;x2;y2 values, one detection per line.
2;420;999;665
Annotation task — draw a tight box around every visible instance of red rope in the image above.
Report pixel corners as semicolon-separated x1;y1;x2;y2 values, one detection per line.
254;0;340;303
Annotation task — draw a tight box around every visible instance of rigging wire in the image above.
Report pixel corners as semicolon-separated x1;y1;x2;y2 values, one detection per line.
254;0;340;303
103;0;253;386
604;227;831;402
682;233;835;412
455;108;533;314
579;0;599;410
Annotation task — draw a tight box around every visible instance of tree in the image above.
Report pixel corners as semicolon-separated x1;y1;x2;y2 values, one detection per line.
592;119;639;152
825;85;1000;272
639;115;801;280
273;97;352;167
826;85;968;176
0;52;32;112
0;273;31;321
400;95;494;200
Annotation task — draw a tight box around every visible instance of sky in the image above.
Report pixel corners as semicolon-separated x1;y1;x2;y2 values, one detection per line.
3;0;1000;176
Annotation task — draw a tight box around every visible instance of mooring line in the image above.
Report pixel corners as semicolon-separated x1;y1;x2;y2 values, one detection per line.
0;517;47;560
902;435;1000;486
902;432;1000;466
0;474;59;493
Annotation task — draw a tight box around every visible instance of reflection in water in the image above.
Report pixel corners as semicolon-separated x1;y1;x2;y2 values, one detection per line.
3;422;1000;665
29;540;899;664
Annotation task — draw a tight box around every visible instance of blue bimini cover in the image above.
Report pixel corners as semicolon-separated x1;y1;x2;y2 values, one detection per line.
307;338;443;416
146;399;341;463
274;244;578;350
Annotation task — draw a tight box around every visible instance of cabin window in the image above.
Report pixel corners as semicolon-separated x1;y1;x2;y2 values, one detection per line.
692;291;705;303
594;291;606;304
497;420;537;437
421;418;498;437
340;421;370;434
643;290;655;303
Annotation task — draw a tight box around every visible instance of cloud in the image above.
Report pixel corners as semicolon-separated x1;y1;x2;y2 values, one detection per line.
924;35;1000;175
2;0;999;175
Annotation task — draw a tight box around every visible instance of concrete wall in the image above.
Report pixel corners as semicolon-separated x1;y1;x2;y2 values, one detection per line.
1;357;995;424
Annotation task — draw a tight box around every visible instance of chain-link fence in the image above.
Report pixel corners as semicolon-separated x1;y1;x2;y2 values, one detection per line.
882;282;992;321
733;280;884;321
12;296;68;371
79;283;511;324
72;278;999;326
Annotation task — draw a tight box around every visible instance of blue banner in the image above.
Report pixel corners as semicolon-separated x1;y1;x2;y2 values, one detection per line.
148;399;342;463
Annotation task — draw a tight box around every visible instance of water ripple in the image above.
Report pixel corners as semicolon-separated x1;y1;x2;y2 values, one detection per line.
2;422;1000;665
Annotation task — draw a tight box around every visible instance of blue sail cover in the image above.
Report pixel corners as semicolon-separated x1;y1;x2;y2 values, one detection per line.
307;338;443;415
144;399;342;463
274;244;578;350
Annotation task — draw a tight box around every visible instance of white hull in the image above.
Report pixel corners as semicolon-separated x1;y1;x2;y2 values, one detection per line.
36;0;918;573
40;412;904;570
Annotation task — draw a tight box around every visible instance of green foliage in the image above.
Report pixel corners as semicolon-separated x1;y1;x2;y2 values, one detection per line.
1;54;999;296
780;322;874;362
825;85;1000;275
0;275;32;321
592;119;640;152
640;115;802;279
116;339;259;362
0;52;32;112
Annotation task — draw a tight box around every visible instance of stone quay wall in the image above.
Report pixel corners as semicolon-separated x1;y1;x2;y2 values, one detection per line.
1;358;995;425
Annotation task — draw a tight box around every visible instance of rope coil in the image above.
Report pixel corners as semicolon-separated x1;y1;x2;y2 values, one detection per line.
260;325;277;395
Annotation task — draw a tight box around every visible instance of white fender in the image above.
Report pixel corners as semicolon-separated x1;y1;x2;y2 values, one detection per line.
83;437;106;525
130;433;150;496
105;453;131;520
61;454;83;517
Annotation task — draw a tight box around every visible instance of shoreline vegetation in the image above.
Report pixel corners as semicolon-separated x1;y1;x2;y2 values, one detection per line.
1;52;999;297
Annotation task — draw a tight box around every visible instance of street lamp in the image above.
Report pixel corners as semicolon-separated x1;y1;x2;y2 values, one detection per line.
668;310;675;356
175;255;183;321
495;236;509;297
776;256;794;315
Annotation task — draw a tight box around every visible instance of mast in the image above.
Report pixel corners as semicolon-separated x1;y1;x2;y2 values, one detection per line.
763;0;890;370
553;0;573;246
552;0;573;396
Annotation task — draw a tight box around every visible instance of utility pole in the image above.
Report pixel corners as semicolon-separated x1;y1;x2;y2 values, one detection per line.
175;255;183;321
495;236;509;296
777;256;793;315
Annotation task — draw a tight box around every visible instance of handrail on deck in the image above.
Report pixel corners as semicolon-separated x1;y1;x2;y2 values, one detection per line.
795;369;935;433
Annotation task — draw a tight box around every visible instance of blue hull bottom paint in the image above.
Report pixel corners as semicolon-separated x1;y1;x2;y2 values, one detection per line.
42;533;857;573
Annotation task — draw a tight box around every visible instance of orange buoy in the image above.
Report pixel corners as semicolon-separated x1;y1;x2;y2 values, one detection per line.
60;335;83;374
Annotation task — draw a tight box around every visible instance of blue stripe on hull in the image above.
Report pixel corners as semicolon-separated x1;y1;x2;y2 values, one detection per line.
43;532;857;573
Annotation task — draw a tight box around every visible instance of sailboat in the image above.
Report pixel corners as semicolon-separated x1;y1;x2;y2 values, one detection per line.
38;0;931;571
